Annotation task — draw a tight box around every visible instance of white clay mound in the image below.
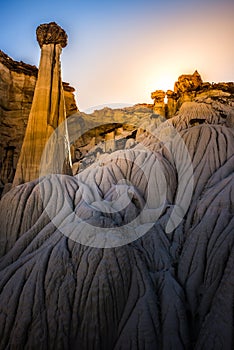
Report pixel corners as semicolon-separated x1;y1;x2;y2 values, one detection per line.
0;109;233;349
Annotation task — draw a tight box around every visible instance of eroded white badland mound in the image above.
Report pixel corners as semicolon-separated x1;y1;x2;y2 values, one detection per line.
0;90;234;349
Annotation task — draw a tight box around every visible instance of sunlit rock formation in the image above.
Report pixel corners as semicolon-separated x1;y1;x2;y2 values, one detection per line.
0;50;77;192
12;22;73;186
151;90;166;116
174;70;203;93
151;70;234;119
166;89;177;117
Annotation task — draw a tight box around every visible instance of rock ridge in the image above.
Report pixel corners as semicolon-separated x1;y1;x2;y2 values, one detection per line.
151;70;234;118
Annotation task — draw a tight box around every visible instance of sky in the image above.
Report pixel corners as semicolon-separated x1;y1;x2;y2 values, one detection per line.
1;0;233;112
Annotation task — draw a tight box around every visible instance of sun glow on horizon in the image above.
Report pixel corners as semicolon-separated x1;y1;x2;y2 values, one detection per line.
148;73;176;93
2;0;231;111
60;0;233;111
142;70;182;104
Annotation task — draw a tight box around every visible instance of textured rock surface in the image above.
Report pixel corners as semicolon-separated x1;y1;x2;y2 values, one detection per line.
0;50;77;187
0;98;233;349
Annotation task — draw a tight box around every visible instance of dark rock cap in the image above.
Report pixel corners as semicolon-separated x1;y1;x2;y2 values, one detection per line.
36;22;67;48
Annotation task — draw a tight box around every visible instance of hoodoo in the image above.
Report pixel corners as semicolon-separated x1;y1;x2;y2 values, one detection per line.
13;22;71;185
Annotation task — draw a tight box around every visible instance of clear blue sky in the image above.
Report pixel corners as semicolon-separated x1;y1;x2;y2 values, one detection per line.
1;0;233;111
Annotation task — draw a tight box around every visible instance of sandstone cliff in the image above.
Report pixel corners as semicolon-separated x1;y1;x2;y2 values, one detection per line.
0;50;78;188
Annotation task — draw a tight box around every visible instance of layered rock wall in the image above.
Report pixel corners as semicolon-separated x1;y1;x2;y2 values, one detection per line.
0;50;77;187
